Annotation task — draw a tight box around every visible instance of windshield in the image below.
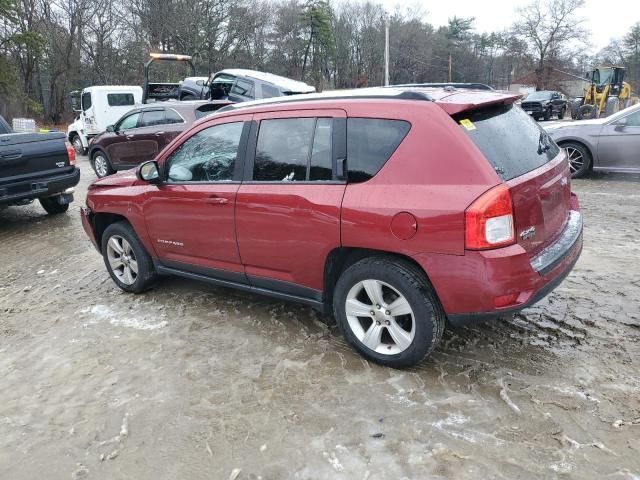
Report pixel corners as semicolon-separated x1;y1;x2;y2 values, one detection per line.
606;102;640;124
595;68;614;86
525;91;552;101
454;104;560;181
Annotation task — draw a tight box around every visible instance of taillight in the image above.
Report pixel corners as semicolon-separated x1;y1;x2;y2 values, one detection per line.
465;184;515;250
65;141;76;166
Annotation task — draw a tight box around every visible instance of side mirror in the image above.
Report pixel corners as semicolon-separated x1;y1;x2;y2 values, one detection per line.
106;125;115;133
137;160;161;183
614;117;628;131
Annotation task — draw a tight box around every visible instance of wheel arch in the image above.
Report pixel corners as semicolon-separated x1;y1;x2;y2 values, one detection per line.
92;212;131;253
323;247;442;310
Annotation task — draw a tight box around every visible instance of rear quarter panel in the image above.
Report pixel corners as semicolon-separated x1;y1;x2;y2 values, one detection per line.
340;101;500;257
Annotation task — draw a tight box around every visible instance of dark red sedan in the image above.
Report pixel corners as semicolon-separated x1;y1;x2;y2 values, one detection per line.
87;100;231;177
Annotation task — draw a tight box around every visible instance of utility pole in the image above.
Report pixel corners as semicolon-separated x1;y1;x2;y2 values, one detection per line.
448;53;452;83
384;18;390;86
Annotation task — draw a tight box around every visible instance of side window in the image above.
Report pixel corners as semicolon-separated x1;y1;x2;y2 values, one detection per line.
140;110;165;127
253;118;316;182
310;118;333;181
347;118;411;183
165;109;184;124
261;84;280;99
231;78;255;99
107;93;135;107
623;110;640;127
0;117;9;134
81;92;92;111
166;122;244;183
117;112;140;130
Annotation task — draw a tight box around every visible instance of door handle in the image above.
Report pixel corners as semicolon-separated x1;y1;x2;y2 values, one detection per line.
154;132;165;136
1;150;22;161
205;196;229;205
126;134;135;140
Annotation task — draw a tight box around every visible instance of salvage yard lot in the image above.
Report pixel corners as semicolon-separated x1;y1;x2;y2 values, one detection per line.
1;156;639;479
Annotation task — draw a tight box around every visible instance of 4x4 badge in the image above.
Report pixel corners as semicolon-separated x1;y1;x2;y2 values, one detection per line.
520;226;536;241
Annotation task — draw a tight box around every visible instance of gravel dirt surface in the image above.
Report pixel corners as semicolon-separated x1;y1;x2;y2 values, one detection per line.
1;156;639;479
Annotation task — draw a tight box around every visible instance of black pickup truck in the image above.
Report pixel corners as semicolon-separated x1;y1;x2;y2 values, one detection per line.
0;114;80;214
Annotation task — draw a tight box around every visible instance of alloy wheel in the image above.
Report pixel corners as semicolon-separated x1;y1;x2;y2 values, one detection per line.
106;235;138;285
345;279;415;355
94;154;109;177
565;147;584;174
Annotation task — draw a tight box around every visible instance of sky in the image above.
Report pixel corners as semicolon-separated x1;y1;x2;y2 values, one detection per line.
379;0;640;54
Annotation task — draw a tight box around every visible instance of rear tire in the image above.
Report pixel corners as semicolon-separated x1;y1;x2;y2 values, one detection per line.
101;222;157;293
333;257;445;368
39;196;69;215
92;150;114;178
561;141;592;178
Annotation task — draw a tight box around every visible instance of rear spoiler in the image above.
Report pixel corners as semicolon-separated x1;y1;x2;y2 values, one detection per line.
436;91;522;116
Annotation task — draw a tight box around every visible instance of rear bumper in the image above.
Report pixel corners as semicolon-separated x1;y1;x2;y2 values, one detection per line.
414;210;583;326
0;167;80;205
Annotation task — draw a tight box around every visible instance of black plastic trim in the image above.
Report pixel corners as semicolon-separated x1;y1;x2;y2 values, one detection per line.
247;274;323;303
160;259;248;284
155;264;324;309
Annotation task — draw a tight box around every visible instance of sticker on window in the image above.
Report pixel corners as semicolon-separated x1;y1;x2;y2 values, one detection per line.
459;119;476;131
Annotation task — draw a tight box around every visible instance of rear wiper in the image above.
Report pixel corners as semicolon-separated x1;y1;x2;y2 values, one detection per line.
538;131;551;154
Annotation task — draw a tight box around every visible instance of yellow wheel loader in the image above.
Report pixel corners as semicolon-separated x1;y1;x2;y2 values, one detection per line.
577;66;638;119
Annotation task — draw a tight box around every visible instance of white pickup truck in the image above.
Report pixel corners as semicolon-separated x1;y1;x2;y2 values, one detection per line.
67;86;142;155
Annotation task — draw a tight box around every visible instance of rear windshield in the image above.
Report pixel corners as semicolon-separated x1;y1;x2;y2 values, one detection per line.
454;104;559;181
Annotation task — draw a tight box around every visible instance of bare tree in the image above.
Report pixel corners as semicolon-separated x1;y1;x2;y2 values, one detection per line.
513;0;586;89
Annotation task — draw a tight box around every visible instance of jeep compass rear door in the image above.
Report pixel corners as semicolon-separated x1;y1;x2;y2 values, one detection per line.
235;109;347;298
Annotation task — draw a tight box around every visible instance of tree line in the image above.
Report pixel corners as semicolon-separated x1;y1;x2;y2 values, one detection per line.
0;0;639;123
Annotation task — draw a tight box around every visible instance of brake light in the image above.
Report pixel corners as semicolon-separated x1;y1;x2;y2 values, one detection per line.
65;141;76;166
465;184;515;250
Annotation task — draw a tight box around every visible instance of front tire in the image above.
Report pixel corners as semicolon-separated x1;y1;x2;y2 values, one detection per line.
39;196;69;215
333;257;445;368
71;134;87;155
559;107;566;119
543;107;551;121
181;94;196;101
101;222;156;293
92;151;114;178
561;141;592;178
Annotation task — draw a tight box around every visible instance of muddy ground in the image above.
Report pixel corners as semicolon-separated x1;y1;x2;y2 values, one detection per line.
1;156;639;480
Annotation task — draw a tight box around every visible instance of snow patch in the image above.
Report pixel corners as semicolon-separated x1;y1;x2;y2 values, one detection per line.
80;304;167;331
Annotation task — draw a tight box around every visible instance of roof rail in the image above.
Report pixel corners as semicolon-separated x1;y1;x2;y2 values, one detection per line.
216;87;434;113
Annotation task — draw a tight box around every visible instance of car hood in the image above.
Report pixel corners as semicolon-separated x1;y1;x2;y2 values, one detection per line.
91;169;139;188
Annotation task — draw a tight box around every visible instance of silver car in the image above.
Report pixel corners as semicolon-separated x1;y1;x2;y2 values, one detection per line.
545;103;640;177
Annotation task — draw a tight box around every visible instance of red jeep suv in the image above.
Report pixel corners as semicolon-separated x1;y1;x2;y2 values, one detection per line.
81;87;582;368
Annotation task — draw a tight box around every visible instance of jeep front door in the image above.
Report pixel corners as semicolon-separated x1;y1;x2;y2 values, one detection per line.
142;116;251;278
